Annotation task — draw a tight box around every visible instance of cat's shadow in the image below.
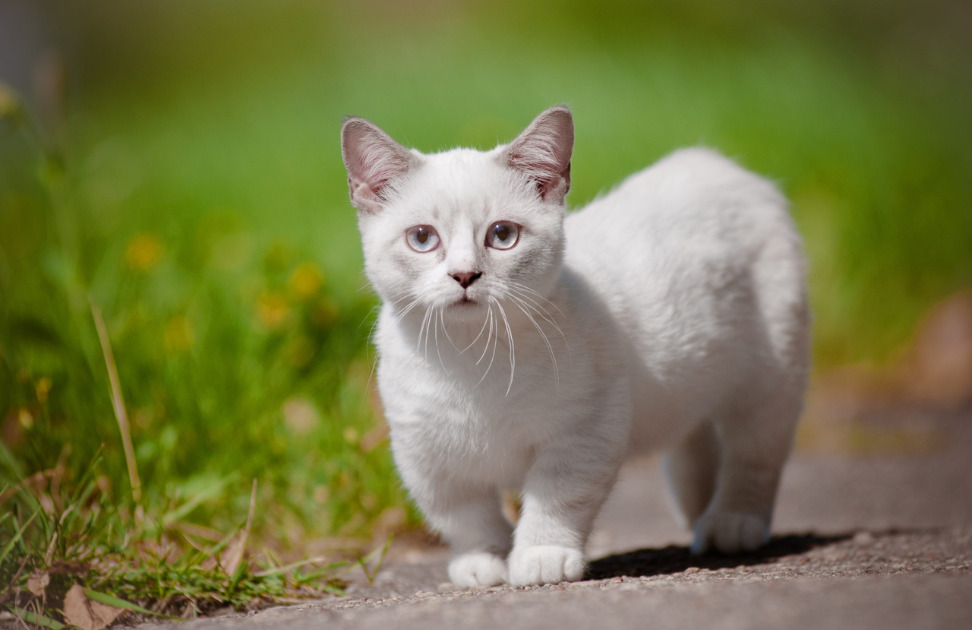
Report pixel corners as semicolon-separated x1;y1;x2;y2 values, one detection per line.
585;532;852;580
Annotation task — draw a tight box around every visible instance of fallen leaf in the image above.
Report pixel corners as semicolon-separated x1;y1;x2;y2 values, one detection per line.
27;571;50;596
50;560;90;575
63;584;124;630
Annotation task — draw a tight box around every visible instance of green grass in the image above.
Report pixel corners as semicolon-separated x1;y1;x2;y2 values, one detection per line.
1;461;381;625
2;0;971;621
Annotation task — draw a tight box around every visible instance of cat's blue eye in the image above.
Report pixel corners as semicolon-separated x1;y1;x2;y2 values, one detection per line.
405;225;440;253
485;221;520;250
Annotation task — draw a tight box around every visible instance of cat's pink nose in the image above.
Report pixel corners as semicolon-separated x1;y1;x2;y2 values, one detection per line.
451;271;482;289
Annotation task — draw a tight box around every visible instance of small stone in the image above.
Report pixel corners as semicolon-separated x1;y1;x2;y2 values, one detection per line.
683;567;700;574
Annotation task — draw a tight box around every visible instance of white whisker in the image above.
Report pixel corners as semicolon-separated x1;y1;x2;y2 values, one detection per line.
510;290;562;333
476;302;500;388
424;306;436;362
459;307;491;354
510;281;567;319
434;307;446;368
440;309;462;352
475;304;495;365
396;293;425;319
418;305;434;359
509;286;570;360
398;300;420;318
366;320;381;392
510;296;560;389
495;300;516;396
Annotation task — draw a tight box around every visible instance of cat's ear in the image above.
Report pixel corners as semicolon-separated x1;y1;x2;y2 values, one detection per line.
503;106;574;203
341;117;416;212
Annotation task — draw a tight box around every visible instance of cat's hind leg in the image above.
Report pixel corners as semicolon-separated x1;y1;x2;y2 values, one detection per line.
663;419;719;528
690;227;809;554
689;386;804;554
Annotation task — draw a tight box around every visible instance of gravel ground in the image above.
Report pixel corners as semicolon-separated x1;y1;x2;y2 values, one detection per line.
130;402;972;630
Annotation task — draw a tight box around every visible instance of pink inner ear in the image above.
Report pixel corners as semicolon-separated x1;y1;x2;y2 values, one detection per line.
507;143;572;200
352;136;407;195
342;119;413;202
350;178;381;203
506;108;574;201
508;136;567;179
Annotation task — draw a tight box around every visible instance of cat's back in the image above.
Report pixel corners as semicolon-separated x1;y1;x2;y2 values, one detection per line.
566;147;790;271
563;147;805;434
564;147;801;313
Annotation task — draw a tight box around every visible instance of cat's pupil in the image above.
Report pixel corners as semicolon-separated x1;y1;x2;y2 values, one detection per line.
494;224;510;242
416;229;429;244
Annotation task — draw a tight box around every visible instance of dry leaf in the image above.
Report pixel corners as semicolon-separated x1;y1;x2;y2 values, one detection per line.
63;584;124;630
50;560;90;575
27;571;50;597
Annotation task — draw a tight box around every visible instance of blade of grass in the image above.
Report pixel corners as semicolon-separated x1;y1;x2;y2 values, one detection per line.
89;297;142;506
190;526;239;571
253;556;348;578
157;477;233;531
83;588;182;621
0;508;39;565
225;480;257;595
224;479;256;579
355;536;392;584
316;583;346;596
10;606;66;630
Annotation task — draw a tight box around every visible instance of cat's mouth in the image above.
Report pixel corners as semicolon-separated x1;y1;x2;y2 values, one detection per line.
454;296;478;306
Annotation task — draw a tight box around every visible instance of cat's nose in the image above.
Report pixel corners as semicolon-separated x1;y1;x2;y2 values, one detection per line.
451;271;482;289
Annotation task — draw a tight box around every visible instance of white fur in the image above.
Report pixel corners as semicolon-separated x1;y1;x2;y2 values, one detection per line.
341;107;809;587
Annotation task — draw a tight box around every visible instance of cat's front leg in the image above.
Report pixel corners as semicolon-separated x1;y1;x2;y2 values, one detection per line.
411;481;513;587
508;438;624;586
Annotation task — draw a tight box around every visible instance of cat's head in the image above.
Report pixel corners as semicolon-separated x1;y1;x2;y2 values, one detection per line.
341;107;573;322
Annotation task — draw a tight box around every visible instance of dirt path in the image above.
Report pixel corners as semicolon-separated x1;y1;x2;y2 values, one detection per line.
131;404;972;629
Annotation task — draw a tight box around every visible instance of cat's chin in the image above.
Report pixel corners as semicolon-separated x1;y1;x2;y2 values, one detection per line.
443;297;487;323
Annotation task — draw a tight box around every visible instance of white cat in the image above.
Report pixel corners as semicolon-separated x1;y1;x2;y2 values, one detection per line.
341;106;809;587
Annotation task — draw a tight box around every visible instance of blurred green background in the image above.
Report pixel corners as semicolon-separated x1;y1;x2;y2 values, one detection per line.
2;0;970;552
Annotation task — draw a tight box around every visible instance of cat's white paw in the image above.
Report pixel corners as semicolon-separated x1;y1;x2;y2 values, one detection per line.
508;545;585;586
691;511;770;554
448;552;508;587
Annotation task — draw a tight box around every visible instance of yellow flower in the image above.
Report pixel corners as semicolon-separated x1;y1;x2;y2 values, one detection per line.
35;377;52;404
289;262;324;299
125;234;164;271
257;291;291;330
18;408;34;430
